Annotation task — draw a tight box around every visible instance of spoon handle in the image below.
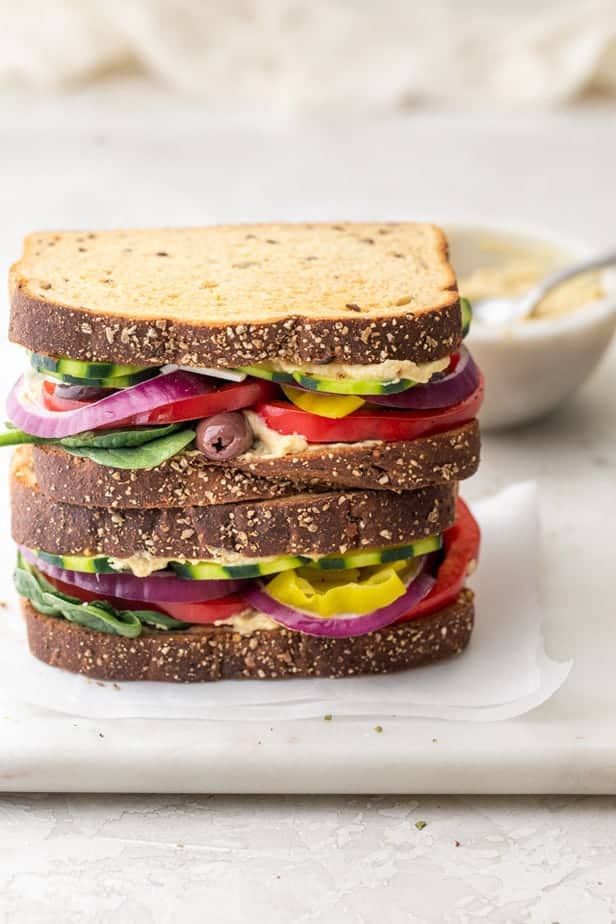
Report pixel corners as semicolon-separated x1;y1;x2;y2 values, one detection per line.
525;248;616;311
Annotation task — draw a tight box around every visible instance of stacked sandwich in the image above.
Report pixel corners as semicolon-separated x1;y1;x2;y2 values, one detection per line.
4;223;483;682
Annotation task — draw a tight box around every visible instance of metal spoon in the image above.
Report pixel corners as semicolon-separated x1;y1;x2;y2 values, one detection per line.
472;249;616;326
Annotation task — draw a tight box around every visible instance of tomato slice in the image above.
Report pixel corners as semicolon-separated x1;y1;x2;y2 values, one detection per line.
156;596;247;624
256;376;484;443
41;377;278;426
44;573;247;625
398;498;480;623
41;380;103;412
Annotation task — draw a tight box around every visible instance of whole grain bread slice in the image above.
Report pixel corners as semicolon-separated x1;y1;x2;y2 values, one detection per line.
225;421;480;495
11;451;457;559
9;223;461;366
22;590;474;681
29;444;306;508
29;421;480;508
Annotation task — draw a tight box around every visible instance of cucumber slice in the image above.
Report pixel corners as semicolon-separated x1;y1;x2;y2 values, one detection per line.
34;363;160;389
291;372;414;396
172;554;312;581
311;534;442;570
36;550;119;574
236;365;295;385
239;363;416;396
34;535;442;583
29;352;153;381
34;548;311;580
461;298;473;338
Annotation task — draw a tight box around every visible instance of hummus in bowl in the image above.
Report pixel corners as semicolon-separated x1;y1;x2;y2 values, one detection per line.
446;225;616;429
459;236;604;322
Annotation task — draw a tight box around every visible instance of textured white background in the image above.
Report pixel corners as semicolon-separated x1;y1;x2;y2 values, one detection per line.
3;794;616;922
2;0;616;108
1;86;616;920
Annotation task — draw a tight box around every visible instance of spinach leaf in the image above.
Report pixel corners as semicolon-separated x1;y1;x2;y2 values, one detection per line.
14;557;189;637
60;424;182;448
51;599;142;637
15;561;142;637
64;429;196;470
133;610;190;631
0;423;195;472
0;422;196;469
0;428;41;446
14;563;66;615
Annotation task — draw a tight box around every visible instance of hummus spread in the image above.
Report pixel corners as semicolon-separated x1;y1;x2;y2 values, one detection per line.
107;552;171;577
242;410;308;458
108;548;297;576
264;356;450;383
459;237;603;321
214;611;279;634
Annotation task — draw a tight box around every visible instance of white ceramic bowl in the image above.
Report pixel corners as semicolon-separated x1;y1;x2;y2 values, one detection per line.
445;224;616;431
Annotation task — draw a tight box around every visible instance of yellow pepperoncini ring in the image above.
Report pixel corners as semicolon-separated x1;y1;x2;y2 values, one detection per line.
264;561;411;617
281;385;365;419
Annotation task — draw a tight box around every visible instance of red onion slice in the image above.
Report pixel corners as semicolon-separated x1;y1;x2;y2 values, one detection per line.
7;370;215;439
243;572;435;639
368;347;480;409
21;547;247;603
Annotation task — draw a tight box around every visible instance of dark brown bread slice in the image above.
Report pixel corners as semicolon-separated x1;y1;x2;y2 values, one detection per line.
29;444;305;509
11;454;457;558
30;421;480;508
9;223;461;366
226;421;481;494
22;590;474;682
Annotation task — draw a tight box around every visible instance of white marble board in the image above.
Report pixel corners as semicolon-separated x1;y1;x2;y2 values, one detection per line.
1;92;615;792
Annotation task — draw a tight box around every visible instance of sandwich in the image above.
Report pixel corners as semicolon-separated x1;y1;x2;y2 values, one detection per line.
4;222;483;682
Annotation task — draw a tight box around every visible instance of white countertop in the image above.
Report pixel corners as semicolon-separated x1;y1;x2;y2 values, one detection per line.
3;792;616;923
1;86;616;920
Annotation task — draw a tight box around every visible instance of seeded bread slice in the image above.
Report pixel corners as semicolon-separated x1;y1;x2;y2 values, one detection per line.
29;421;480;508
28;444;306;509
224;421;480;495
21;590;474;682
9;223;461;366
11;451;457;559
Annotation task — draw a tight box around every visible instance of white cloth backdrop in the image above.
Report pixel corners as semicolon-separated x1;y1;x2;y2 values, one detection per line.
1;0;616;108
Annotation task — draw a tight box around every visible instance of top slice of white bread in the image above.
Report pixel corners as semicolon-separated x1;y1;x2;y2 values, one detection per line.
9;222;462;367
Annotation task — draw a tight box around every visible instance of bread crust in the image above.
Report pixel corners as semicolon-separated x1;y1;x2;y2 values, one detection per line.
11;464;457;558
9;222;462;365
10;288;461;367
30;443;305;509
225;421;481;494
29;421;480;507
21;590;474;682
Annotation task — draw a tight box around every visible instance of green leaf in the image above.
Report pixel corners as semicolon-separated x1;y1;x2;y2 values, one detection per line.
14;556;189;638
14;561;141;637
49;598;142;637
63;429;196;470
132;610;190;631
60;424;182;449
14;565;66;615
0;428;43;446
0;423;193;469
